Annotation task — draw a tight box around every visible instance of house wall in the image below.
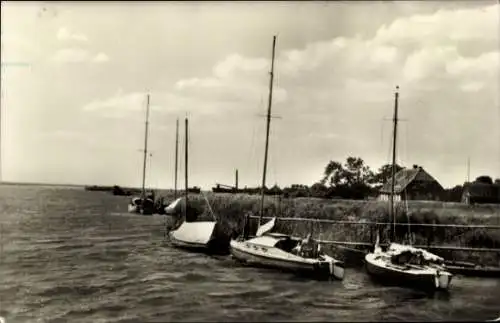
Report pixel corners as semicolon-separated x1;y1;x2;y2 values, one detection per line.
404;180;443;201
377;194;401;202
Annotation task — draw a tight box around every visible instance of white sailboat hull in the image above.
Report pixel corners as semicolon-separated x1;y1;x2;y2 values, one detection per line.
365;252;452;291
169;221;229;255
230;238;344;280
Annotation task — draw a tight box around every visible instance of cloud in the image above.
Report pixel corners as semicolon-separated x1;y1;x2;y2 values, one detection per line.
83;91;147;112
82;90;173;119
78;3;499;187
93;52;109;63
52;48;90;63
52;48;110;64
57;27;88;42
83;3;498;116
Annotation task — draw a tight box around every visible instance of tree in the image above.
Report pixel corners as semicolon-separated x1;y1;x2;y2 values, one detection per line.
476;176;493;185
342;157;374;186
321;157;375;199
310;182;328;198
321;160;344;186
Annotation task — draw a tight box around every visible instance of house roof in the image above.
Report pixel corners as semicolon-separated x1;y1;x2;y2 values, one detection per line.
379;166;442;194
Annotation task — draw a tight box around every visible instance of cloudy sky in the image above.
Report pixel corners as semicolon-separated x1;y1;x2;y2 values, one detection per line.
1;1;499;190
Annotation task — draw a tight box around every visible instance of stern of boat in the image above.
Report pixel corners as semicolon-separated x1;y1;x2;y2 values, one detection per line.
128;204;139;213
436;270;453;290
319;255;345;280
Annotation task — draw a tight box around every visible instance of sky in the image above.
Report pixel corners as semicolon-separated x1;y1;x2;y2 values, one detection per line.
1;1;499;190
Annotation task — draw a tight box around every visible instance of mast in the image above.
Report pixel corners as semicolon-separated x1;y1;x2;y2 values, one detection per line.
467;157;470;183
184;117;188;220
174;118;179;199
141;94;151;200
389;86;399;242
258;35;277;228
235;169;239;190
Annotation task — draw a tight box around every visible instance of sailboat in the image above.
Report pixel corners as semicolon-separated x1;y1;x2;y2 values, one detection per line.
229;35;345;280
364;86;453;292
156;118;180;216
128;94;155;215
166;117;229;254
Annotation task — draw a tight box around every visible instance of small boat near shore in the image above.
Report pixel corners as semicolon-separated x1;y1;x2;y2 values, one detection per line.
128;93;155;216
128;195;155;215
229;35;344;280
365;86;453;292
365;239;452;291
166;118;229;255
230;217;345;280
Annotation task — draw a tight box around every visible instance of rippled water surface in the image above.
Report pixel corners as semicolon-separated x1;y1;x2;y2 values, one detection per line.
1;185;499;322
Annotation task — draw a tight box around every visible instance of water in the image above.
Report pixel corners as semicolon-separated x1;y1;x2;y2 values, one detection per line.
0;185;498;322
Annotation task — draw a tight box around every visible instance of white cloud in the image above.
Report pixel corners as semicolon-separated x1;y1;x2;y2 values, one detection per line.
93;52;109;63
57;27;88;42
83;3;498;118
373;4;499;47
52;48;110;64
460;81;484;92
83;91;147;112
78;3;499;188
52;48;90;63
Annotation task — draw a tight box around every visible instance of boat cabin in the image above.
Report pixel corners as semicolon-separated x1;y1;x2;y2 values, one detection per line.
249;233;321;259
387;244;444;267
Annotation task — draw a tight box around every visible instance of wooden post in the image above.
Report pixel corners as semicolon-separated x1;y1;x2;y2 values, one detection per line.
427;219;436;247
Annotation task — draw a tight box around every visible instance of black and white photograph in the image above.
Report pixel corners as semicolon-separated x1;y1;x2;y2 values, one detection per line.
1;1;499;322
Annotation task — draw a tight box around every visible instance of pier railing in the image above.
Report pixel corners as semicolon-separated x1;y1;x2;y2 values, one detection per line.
248;215;500;254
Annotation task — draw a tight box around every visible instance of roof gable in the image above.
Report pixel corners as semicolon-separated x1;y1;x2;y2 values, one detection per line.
379;167;441;194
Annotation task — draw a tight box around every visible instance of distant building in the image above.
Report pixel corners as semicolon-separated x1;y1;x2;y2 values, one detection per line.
378;165;444;202
461;177;500;204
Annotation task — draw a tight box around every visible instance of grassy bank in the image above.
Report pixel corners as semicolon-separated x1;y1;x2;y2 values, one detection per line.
162;192;500;266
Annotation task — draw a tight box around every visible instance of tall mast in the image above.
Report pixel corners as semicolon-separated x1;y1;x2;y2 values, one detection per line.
258;35;277;228
0;95;2;183
389;86;399;242
184;117;188;220
235;169;239;190
467;157;470;183
174;118;179;199
141;94;150;200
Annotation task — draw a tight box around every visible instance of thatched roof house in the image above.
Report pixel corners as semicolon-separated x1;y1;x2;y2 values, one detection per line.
378;165;444;201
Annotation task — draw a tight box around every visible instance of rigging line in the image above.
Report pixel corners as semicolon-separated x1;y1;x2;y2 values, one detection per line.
380;118;385;153
246;98;261;182
201;190;217;221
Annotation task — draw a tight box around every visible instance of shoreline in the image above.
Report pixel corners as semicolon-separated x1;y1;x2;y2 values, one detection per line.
168;192;500;267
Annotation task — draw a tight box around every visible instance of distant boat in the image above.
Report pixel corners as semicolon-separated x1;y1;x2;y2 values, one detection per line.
167;117;227;254
128;94;155;215
364;86;452;292
229;35;344;280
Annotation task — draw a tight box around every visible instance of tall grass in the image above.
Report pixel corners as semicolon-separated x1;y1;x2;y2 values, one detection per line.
163;192;500;266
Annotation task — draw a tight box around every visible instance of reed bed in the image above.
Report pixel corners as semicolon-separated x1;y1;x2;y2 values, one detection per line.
163;192;500;266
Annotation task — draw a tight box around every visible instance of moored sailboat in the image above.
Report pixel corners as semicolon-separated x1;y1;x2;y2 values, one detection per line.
167;117;228;255
229;35;344;280
128;93;155;215
364;86;453;292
